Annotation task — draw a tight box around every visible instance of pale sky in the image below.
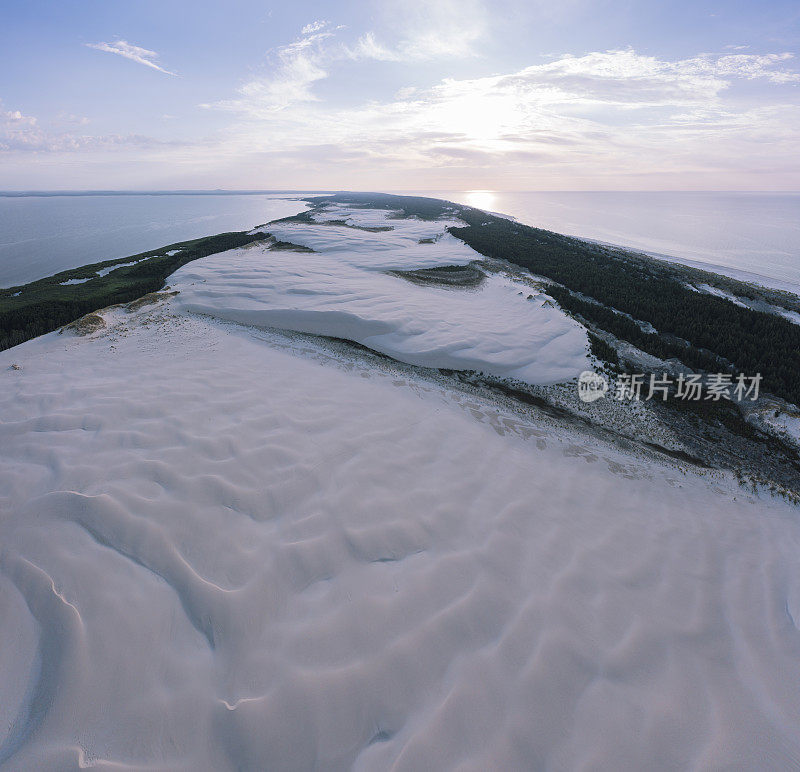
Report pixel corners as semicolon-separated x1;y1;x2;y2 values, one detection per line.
1;0;799;190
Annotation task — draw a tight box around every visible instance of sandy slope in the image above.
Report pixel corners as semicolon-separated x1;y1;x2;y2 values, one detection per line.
2;212;800;769
173;204;590;385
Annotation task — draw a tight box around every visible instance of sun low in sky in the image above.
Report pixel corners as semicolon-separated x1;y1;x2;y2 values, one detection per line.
1;0;798;190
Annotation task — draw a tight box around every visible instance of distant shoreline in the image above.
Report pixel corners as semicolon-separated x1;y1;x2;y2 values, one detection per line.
0;190;333;198
3;189;799;196
579;236;800;296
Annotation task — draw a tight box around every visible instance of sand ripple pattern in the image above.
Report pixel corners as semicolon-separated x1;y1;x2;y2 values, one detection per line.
1;300;800;770
172;204;590;385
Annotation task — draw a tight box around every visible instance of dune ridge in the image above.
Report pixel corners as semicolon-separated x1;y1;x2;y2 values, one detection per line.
172;203;590;386
1;206;800;769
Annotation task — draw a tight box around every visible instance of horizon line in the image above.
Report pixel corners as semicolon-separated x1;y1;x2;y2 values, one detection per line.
2;189;799;197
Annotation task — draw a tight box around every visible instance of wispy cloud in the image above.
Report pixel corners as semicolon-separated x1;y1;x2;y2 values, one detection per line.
393;0;488;59
85;40;177;76
0;101;187;152
301;20;329;35
347;31;400;62
214;3;489;120
484;49;800;110
208;22;342;114
214;3;490;119
348;0;488;61
6;42;799;190
204;47;800;188
2;108;37;127
0;104;41;151
56;112;90;126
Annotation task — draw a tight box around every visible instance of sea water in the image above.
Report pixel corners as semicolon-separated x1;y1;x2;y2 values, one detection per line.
2;190;798;291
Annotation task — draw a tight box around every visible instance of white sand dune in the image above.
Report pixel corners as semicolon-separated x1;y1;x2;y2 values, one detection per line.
174;205;590;385
2;207;800;769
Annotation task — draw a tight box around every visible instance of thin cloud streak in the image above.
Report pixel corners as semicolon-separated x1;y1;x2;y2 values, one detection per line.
85;40;177;76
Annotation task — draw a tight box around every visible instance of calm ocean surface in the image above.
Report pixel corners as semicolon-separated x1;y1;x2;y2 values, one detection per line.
0;193;311;287
1;191;798;291
423;191;800;292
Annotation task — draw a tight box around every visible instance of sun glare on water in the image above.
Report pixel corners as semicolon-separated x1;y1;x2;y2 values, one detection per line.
463;190;497;211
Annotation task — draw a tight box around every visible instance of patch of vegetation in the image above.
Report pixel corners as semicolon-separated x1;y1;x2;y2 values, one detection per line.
270;209;317;225
389;263;485;288
269;209;395;232
587;332;620;368
271;240;315;252
0;231;267;351
63;313;105;336
315;192;800;407
547;286;727;373
125;290;180;312
309;193;454;221
450;219;800;405
318;219;395;232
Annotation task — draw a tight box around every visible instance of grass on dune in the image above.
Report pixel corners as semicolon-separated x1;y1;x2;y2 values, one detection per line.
0;231;267;351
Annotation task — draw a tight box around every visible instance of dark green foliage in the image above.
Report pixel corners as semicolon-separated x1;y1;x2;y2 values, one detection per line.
314;192;800;406
587;333;619;367
271;240;315;252
548;287;726;373
389;264;485;288
270;209;317;224
0;231;267;351
310;193;455;221
449;215;800;405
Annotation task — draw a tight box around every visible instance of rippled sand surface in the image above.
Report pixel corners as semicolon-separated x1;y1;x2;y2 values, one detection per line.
2;210;800;769
174;203;590;385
